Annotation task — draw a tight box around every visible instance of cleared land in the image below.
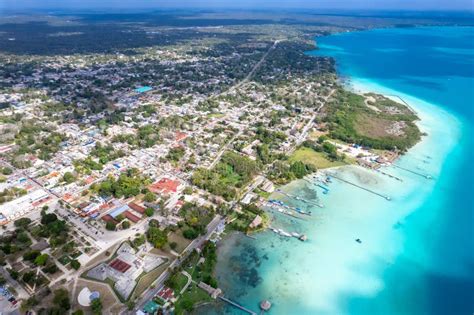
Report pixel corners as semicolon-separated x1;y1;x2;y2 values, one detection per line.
290;147;346;169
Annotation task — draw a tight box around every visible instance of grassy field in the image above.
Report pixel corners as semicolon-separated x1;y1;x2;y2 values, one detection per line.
290;147;346;169
167;231;192;253
174;284;212;315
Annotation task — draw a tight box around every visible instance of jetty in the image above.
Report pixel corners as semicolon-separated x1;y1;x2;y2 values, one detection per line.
367;166;403;182
269;226;307;241
327;173;391;201
275;188;323;208
391;164;433;179
266;199;311;217
219;296;257;315
266;203;306;220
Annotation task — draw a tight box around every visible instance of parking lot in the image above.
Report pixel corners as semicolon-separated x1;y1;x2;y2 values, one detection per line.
0;286;20;315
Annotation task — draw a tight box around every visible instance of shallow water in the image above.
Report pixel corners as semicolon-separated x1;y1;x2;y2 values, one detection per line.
201;26;474;315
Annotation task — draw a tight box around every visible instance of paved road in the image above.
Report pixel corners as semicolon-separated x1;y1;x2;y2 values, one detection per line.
134;215;223;312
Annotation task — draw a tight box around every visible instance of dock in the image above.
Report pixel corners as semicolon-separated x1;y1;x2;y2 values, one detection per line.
391;164;433;179
265;204;306;221
370;167;403;182
219;296;257;315
279;181;324;208
327;173;391;201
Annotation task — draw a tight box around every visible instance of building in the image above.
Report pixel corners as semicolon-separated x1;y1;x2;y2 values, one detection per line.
149;177;181;195
87;243;165;300
249;215;263;229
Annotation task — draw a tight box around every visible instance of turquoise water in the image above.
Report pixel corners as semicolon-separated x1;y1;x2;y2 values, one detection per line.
202;27;474;315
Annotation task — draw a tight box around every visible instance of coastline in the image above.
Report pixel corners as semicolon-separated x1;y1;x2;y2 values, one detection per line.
203;26;472;315
201;82;461;314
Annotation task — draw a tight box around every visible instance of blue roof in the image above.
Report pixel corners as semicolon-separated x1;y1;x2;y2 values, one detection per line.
109;204;130;218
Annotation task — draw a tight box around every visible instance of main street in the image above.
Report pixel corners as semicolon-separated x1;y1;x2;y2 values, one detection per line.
134;214;224;312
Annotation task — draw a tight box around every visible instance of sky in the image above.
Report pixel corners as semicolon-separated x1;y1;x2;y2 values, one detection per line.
0;0;473;11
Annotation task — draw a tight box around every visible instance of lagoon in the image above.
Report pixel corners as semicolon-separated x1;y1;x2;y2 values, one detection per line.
201;26;474;315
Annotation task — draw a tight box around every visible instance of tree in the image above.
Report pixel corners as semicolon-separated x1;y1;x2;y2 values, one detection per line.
181;299;193;311
91;298;102;315
20;296;38;312
43;263;59;274
70;259;81;270
14;217;32;229
22;271;36;284
105;221;116;231
1;167;12;175
41;213;58;225
53;288;71;310
63;172;76;183
144;207;154;217
146;227;168;248
182;228;198;240
34;253;49;266
143;191;157;203
121;221;131;229
23;250;41;262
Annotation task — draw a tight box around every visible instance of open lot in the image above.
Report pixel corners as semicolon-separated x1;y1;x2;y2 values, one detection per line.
290;147;346;169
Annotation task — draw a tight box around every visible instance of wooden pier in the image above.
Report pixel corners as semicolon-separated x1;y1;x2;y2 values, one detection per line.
391;164;433;179
327;173;391;201
219;296;257;315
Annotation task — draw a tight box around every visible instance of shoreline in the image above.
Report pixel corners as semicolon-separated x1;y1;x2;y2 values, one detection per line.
208;66;463;315
201;25;472;315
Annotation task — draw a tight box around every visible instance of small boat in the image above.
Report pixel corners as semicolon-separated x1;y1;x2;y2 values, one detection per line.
355;238;362;244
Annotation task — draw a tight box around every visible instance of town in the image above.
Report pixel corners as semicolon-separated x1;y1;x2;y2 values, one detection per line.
0;10;427;315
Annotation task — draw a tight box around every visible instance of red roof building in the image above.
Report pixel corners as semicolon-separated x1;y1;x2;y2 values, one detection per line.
175;132;188;142
109;258;132;273
156;286;174;301
149;178;180;195
128;202;146;214
101;214;116;223
124;210;140;223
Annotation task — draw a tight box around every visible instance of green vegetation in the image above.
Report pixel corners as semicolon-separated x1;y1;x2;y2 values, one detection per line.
70;259;81;270
174;284;211;315
105;221;116;231
290;147;346;169
91;298;102;315
0;187;27;205
52;288;71;313
178;202;215;240
93;168;150;198
192;151;259;200
146;226;168;249
167;146;186;161
112;124;160;148
324;89;421;151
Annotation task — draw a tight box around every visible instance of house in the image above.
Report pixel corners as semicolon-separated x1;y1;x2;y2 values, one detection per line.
249;215;263;229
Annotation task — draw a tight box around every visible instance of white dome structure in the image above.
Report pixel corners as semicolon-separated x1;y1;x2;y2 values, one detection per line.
78;287;92;307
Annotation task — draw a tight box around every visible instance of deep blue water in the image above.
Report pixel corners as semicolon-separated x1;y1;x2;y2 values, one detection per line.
204;26;474;315
311;26;474;315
